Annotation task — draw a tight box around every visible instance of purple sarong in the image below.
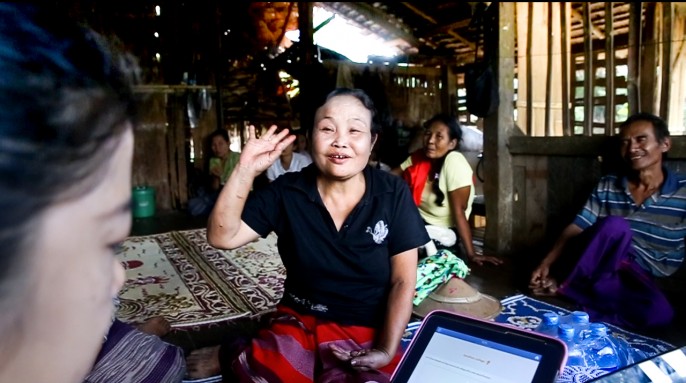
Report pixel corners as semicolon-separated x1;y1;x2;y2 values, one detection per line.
557;216;674;329
84;319;186;383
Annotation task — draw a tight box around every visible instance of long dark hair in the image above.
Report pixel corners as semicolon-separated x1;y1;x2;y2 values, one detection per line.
424;114;463;206
0;4;140;310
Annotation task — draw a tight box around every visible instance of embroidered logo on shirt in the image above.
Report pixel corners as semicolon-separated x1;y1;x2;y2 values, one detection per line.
366;220;389;244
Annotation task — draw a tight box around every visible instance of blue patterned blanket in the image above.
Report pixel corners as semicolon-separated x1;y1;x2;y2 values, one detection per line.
402;294;675;383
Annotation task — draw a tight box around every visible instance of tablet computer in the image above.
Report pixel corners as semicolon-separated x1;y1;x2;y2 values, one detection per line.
391;310;568;383
588;345;686;382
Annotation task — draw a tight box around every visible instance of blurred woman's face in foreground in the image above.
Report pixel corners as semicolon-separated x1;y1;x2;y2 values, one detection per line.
14;126;132;382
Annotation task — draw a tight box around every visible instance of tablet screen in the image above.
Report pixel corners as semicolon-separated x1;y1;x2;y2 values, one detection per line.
392;311;566;383
405;326;542;383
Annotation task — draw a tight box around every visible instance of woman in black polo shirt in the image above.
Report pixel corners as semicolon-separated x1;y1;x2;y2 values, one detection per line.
193;88;429;382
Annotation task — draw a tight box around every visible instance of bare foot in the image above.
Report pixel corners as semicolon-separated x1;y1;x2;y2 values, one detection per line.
136;316;172;337
186;346;221;379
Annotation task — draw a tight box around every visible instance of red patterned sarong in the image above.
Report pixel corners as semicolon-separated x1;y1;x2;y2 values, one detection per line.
232;305;402;383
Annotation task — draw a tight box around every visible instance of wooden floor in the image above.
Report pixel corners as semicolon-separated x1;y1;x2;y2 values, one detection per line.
131;210;686;353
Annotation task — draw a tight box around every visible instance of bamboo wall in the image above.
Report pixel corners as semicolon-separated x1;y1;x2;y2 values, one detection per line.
133;85;218;212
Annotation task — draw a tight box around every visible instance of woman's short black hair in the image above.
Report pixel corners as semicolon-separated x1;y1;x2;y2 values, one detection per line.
322;88;382;136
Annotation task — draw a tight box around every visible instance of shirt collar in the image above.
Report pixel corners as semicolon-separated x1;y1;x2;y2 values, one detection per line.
618;166;678;195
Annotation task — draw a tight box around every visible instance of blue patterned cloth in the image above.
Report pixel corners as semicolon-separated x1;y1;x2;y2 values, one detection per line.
401;294;674;383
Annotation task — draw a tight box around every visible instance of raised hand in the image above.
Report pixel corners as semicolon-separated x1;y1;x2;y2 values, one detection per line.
238;124;296;177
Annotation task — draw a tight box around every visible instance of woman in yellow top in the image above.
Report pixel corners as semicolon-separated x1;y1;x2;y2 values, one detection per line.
393;114;502;266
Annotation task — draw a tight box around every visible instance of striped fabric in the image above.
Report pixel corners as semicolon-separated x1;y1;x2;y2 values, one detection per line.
573;170;686;277
232;305;401;383
84;319;186;383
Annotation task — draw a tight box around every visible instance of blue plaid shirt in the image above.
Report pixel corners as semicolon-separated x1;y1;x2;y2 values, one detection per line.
573;169;686;277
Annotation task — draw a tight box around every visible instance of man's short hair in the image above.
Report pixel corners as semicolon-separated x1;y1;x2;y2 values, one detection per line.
619;113;670;143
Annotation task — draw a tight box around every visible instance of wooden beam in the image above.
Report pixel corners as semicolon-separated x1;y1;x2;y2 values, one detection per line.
509;136;607;156
420;19;471;38
348;2;420;47
400;2;475;50
510;135;686;159
571;7;605;39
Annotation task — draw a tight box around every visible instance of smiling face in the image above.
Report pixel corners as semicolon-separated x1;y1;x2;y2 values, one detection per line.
619;119;670;172
311;94;376;180
12;126;132;382
423;120;458;159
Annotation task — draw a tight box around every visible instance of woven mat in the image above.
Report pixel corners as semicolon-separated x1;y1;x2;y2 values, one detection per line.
116;229;285;328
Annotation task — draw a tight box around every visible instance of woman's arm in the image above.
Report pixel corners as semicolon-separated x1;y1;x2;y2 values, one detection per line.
207;125;295;249
375;248;418;357
449;186;502;266
329;248;418;371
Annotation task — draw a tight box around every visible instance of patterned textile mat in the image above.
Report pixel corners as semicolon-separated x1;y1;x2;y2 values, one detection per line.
116;229;285;328
403;294;675;383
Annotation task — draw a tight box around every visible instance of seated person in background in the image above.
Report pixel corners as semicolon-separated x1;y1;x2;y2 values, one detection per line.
189;129;239;216
265;133;312;182
294;128;313;162
188;88;429;382
86;314;185;383
0;4;142;382
392;114;502;267
208;128;240;191
529;112;686;330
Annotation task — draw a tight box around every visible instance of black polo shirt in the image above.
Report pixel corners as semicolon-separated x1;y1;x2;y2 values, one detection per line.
242;164;429;327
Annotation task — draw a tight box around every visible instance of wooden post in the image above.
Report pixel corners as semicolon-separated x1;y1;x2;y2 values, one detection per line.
545;3;553;136
605;2;615;135
627;2;642;114
526;2;533;136
297;2;316;131
440;65;455;115
213;2;224;130
483;2;515;255
640;3;657;115
583;2;594;136
560;2;571;136
659;2;672;119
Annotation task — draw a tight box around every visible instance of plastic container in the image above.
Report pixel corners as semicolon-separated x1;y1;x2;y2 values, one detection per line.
535;312;560;338
561;311;591;342
558;324;585;368
132;186;156;218
580;323;621;372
